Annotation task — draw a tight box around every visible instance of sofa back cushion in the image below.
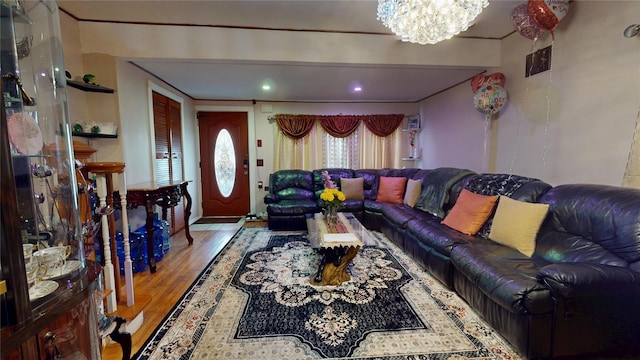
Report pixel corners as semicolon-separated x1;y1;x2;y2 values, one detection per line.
355;169;379;200
463;173;551;238
376;176;407;204
539;184;640;271
269;170;315;200
489;196;549;257
441;189;498;235
404;179;422;207
340;177;364;200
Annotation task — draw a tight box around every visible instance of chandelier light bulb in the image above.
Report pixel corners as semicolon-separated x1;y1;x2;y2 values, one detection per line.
377;0;490;45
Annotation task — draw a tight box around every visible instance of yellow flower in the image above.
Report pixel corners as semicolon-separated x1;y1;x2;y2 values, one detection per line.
321;187;345;207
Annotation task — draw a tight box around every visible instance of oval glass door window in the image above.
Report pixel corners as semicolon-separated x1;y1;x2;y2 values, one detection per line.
214;129;236;197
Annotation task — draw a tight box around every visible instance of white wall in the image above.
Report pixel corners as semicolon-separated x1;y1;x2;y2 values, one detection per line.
115;60;200;222
419;0;640;186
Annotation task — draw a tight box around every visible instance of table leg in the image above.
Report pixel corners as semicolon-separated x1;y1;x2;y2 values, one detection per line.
145;199;157;273
181;182;193;245
310;246;356;286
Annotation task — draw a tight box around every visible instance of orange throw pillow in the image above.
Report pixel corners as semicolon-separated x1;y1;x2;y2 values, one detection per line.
376;176;407;204
441;189;498;235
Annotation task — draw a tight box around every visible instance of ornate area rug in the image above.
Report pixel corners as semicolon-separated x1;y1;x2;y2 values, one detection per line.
134;227;522;359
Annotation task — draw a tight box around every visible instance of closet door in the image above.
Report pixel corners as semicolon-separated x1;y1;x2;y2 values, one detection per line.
152;91;184;234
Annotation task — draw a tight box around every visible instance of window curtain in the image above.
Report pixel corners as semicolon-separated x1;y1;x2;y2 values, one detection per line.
360;125;403;169
274;123;323;171
274;113;404;171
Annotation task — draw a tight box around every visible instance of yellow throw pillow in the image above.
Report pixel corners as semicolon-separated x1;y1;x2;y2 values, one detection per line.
489;196;550;257
340;177;364;200
404;179;422;208
376;176;407;204
441;189;498;235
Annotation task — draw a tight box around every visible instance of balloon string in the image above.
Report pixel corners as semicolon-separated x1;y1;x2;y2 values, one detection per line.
510;38;539;174
542;39;554;166
484;114;491;172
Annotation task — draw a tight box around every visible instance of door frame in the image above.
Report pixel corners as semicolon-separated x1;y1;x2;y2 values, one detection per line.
194;105;256;217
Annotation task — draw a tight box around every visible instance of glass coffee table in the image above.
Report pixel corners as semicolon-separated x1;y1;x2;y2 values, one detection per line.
306;212;370;286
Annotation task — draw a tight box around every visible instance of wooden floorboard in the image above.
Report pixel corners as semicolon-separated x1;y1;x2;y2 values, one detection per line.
101;226;240;359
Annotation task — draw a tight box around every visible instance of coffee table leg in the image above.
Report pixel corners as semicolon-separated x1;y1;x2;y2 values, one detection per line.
314;248;327;283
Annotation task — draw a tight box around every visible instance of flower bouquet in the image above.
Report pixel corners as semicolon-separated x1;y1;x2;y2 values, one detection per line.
320;171;345;226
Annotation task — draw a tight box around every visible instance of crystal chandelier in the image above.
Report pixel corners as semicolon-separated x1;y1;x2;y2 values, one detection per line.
377;0;490;45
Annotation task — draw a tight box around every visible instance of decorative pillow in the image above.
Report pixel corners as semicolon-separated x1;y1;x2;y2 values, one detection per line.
340;177;364;200
489;196;549;257
403;179;422;208
441;189;498;235
376;176;407;204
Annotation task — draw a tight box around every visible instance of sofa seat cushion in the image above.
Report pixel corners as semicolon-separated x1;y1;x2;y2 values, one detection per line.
534;230;628;266
406;219;484;256
452;244;554;315
267;199;319;215
381;204;420;227
339;199;364;213
363;198;384;213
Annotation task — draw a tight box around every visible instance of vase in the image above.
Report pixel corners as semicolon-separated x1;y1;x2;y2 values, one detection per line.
326;206;338;227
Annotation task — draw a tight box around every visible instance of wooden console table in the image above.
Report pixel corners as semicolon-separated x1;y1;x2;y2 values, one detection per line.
126;180;193;273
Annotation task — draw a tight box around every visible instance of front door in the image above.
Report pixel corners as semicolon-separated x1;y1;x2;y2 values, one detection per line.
198;111;250;217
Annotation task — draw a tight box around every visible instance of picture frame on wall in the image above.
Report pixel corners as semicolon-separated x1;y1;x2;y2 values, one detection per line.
407;115;420;129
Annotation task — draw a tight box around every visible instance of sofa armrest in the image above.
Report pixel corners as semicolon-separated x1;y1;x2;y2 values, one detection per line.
537;263;640;298
264;193;280;204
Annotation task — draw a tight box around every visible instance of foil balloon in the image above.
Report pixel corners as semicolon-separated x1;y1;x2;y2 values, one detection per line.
527;0;569;36
471;73;506;93
474;84;507;115
511;3;544;40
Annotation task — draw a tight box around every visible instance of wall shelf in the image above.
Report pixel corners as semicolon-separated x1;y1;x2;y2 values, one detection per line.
67;80;114;93
72;132;117;139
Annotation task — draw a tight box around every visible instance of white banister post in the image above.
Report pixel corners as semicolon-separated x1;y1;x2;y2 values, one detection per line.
96;174;117;313
119;172;134;306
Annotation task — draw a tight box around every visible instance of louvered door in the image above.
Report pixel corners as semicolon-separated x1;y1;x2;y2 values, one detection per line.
152;91;184;234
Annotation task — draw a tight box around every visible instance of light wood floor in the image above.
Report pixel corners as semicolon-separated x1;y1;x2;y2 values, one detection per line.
101;223;249;360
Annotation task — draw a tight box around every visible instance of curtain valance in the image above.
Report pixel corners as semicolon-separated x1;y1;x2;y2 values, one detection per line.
274;114;404;139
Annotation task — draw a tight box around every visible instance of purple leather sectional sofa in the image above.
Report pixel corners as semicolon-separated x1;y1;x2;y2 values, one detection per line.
264;167;640;359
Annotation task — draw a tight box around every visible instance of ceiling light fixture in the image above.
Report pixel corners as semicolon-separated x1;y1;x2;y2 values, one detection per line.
354;87;362;92
624;24;640;38
377;0;489;45
262;84;271;91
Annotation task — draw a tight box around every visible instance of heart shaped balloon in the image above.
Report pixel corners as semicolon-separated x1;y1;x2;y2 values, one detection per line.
511;3;544;40
527;0;569;35
471;73;506;93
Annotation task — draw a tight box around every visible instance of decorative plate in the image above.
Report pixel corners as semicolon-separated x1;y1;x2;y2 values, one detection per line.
7;112;43;155
29;280;59;301
43;260;81;280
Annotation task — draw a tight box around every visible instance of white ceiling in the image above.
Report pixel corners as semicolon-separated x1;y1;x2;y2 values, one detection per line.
59;0;520;102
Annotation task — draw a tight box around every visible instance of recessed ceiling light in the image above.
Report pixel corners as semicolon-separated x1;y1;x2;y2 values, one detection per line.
262;84;271;91
354;87;362;92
